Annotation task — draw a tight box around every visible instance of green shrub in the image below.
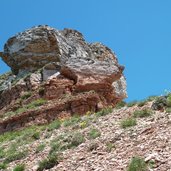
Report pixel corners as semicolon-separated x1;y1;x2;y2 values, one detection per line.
133;109;152;118
121;118;137;128
79;120;89;129
167;94;171;107
37;154;59;171
146;96;157;101
27;98;46;109
49;142;61;155
47;120;61;131
166;107;171;113
13;164;25;171
95;107;113;117
151;96;167;110
0;147;5;158
32;132;40;140
88;142;99;151
115;101;126;109
0;163;7;170
106;142;115;152
70;132;85;147
5;150;28;163
88;128;101;139
127;156;147;171
21;92;32;100
137;100;147;107
36;144;46;153
38;87;45;96
127;101;138;107
63;116;81;127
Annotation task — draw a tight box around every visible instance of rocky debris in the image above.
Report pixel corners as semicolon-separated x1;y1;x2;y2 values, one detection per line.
0;25;127;132
2;102;171;171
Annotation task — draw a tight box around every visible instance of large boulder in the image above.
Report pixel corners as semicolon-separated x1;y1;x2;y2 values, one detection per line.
0;25;127;130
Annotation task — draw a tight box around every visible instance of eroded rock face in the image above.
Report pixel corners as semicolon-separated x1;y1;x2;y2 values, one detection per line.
0;25;127;132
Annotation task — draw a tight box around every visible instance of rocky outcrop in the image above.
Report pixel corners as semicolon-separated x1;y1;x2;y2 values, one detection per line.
0;25;127;133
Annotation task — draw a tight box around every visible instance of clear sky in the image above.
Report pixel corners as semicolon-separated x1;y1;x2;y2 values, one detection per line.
0;0;171;101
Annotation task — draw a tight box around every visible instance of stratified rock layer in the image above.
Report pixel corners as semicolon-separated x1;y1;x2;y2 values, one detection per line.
0;25;127;133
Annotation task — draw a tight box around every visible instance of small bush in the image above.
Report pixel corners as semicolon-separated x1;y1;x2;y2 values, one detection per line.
88;142;99;151
115;101;126;109
37;154;59;171
137;100;147;107
70;132;85;147
167;94;171;107
49;142;61;155
0;147;5;158
127;156;147;171
0;163;7;170
106;142;115;152
13;164;25;171
63;116;81;127
166;107;171;113
47;120;61;131
146;96;157;102
133;109;152;118
27;98;46;109
95;107;113;117
5;150;28;163
32;132;40;140
121;118;137;128
38;87;45;96
79;120;89;129
151;96;167;110
127;101;138;107
21;92;32;100
36;144;46;153
88;128;101;139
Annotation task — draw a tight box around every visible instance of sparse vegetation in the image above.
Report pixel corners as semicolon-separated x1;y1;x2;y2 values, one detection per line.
13;164;25;171
21;91;32;100
133;109;152;118
151;96;167;110
35;144;46;153
27;98;46;109
166;107;171;113
127;101;138;107
88;128;101;139
38;87;45;96
106;142;115;152
121;117;137;128
137;100;147;107
5;149;28;163
95;107;113;117
127;156;147;171
37;154;59;171
166;94;171;107
88;142;99;151
63;115;81;127
47;119;61;131
115;101;126;109
0;162;7;170
32;131;40;140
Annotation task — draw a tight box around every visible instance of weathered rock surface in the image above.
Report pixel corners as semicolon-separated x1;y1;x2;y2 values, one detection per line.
0;25;127;132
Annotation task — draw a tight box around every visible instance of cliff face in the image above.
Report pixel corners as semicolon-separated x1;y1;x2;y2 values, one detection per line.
0;25;127;133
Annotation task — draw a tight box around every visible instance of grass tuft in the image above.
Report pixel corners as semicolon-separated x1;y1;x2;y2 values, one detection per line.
13;164;25;171
88;128;101;139
121;117;137;128
133;109;152;118
127;156;147;171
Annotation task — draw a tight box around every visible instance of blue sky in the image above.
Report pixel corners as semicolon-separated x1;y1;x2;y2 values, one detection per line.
0;0;171;101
